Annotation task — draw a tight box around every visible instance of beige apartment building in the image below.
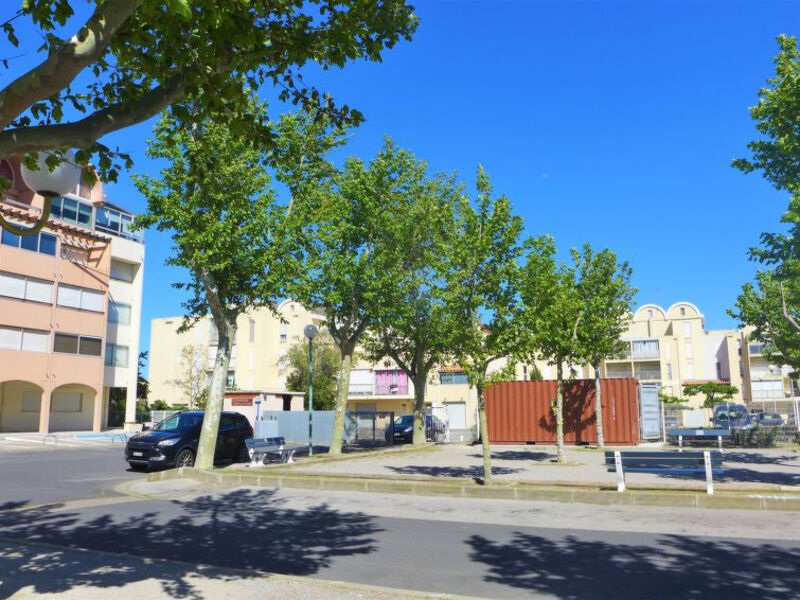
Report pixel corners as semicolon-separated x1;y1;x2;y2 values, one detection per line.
149;301;480;439
0;157;145;433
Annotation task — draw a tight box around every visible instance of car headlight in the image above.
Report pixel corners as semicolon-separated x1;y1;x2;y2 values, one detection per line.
158;438;179;447
403;427;412;433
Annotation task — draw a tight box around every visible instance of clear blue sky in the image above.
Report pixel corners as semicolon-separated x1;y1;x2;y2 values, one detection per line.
26;1;800;361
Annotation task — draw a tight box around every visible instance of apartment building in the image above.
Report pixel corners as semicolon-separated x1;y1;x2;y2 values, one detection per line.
0;157;145;433
741;337;799;418
149;301;480;439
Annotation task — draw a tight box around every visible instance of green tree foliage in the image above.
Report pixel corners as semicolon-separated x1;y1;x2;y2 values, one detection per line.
446;167;523;484
0;0;417;180
682;382;739;409
518;236;584;463
136;351;149;400
732;35;800;367
286;332;341;411
573;245;636;448
135;102;298;469
365;146;462;445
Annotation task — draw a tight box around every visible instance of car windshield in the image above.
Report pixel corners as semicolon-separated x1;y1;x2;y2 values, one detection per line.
153;413;202;433
394;415;413;426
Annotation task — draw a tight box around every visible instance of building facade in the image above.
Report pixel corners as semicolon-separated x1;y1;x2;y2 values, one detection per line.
0;158;144;433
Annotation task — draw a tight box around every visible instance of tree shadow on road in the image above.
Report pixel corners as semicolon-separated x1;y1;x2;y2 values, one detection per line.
469;450;552;462
467;531;800;600
0;487;380;599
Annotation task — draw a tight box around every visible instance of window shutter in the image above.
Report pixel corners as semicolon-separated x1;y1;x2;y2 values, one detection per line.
57;285;81;308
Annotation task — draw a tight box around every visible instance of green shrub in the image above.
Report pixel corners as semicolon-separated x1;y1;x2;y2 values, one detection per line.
729;425;778;448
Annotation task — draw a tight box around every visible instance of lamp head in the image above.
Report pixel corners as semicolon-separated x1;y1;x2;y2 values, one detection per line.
20;151;81;197
304;324;318;340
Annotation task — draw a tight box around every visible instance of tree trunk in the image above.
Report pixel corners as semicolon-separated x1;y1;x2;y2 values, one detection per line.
594;361;605;448
195;317;236;470
477;382;493;485
328;350;353;456
412;370;427;445
556;361;566;463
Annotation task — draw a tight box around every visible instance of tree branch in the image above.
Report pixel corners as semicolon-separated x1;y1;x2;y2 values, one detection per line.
0;75;185;157
780;281;800;333
0;0;145;129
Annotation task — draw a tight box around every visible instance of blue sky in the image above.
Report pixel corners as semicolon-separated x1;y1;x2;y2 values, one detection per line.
13;1;800;362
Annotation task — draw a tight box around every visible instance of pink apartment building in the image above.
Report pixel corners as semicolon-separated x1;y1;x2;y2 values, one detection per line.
0;157;144;433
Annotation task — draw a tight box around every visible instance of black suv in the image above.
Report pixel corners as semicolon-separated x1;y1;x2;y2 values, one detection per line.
388;414;446;443
125;411;253;470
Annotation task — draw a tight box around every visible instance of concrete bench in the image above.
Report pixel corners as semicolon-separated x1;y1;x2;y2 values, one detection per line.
605;450;724;495
667;428;730;452
245;436;295;466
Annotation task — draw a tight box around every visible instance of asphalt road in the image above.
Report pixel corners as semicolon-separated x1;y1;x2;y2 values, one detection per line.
2;484;799;599
0;445;144;505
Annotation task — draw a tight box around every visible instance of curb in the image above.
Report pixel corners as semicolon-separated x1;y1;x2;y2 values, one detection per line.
147;467;800;512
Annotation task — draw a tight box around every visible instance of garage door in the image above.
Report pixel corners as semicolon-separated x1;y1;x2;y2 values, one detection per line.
445;402;466;429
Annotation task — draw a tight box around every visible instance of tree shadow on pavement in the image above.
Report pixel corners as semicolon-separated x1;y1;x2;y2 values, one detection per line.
655;467;800;487
723;452;800;466
0;487;380;599
469;450;552;462
467;531;800;600
387;465;522;478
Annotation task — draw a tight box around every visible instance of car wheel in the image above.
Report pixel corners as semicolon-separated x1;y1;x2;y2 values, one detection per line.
175;449;195;468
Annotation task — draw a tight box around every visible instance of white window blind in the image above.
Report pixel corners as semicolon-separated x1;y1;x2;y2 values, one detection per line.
0;272;25;299
21;390;41;412
21;330;48;352
685;343;693;359
683;322;692;339
25;279;52;303
57;285;81;308
0;326;21;350
52;392;82;412
110;260;135;282
81;288;104;312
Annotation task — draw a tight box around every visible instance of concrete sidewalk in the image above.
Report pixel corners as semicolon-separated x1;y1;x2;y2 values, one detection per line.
269;443;800;492
0;538;467;600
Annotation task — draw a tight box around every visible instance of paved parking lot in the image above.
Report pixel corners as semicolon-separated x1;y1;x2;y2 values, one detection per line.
281;443;800;491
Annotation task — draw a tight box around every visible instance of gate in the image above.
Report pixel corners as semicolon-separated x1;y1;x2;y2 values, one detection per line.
639;383;662;439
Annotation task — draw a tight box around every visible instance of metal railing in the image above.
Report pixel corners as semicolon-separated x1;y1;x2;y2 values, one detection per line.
348;383;374;395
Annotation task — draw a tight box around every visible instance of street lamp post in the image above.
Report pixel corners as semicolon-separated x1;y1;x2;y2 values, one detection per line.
304;324;318;457
7;151;81;235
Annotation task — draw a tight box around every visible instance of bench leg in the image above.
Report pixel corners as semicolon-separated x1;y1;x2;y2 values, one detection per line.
248;450;261;468
704;450;714;495
614;451;625;492
286;450;295;464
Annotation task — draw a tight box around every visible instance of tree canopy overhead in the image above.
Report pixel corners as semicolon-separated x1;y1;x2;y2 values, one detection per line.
0;0;418;181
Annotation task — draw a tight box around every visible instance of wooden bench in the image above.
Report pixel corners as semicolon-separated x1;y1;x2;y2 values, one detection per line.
667;428;730;452
245;436;295;466
604;450;724;495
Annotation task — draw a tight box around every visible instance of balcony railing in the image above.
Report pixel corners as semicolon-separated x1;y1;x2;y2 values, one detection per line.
749;344;767;356
606;371;633;379
634;369;662;381
348;383;374;395
376;382;409;395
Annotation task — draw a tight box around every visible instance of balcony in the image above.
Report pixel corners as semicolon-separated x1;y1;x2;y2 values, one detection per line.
606;369;633;379
630;339;660;360
748;343;767;356
634;369;662;381
348;369;412;396
348;383;374;396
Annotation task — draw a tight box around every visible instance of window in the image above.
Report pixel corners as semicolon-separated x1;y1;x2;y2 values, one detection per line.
53;333;102;356
0;272;52;304
440;371;469;385
685;342;693;359
648;309;653;318
686;363;695;378
108;301;131;325
105;343;129;367
1;228;57;256
52;392;82;412
279;323;288;343
57;284;104;312
0;326;48;352
716;362;723;380
249;319;255;343
96;206;143;242
110;260;136;282
209;320;218;345
683;322;692;339
666;363;673;379
680;307;686;316
226;371;236;388
50;196;92;227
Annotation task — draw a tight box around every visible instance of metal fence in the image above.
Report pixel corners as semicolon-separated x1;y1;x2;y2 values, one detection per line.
262;410;335;444
344;411;395;446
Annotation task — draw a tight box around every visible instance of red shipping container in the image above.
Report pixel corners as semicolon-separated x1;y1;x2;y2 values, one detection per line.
485;378;640;445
